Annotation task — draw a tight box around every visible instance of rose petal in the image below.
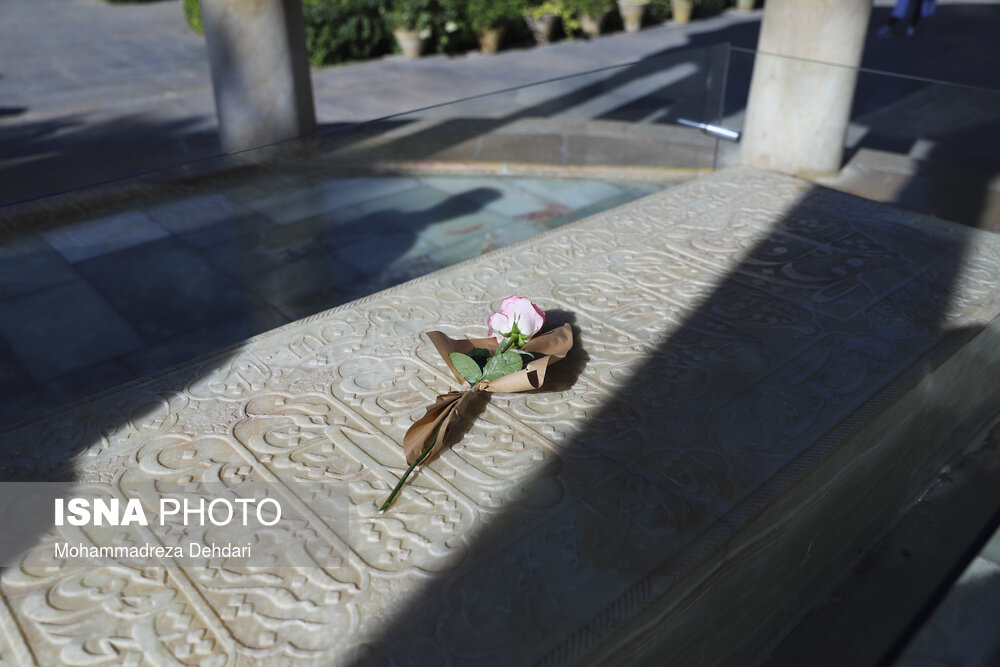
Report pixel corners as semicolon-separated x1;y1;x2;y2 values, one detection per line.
499;295;521;311
487;312;511;342
502;297;545;337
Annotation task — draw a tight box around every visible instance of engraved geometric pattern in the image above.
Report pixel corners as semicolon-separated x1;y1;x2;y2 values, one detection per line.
1;166;998;665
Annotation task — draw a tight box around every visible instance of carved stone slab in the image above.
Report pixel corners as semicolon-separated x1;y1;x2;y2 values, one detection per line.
1;166;998;665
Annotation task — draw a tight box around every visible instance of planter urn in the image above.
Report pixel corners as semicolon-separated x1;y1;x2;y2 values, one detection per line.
617;1;648;33
524;13;558;44
393;28;428;59
578;10;608;38
477;27;505;54
672;0;693;24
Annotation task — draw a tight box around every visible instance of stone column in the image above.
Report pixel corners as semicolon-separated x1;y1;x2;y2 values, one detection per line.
200;0;317;153
741;0;872;178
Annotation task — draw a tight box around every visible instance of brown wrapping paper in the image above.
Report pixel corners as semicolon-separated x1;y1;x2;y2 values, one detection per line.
402;323;573;463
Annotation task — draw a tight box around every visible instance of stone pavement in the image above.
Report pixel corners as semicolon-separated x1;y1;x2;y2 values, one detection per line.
1;167;999;665
3;0;1000;206
0;0;217;205
0;0;757;205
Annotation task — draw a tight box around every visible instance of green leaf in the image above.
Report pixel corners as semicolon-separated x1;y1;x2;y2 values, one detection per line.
468;347;490;369
514;349;534;360
481;351;523;382
449;352;483;385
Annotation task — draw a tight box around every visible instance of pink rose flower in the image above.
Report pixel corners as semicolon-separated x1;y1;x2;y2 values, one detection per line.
487;296;545;345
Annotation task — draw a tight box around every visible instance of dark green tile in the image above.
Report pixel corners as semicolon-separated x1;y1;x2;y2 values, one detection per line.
121;307;289;377
0;336;33;392
0;282;143;381
146;193;254;234
77;237;264;342
77;237;228;306
249;252;363;314
0;233;79;300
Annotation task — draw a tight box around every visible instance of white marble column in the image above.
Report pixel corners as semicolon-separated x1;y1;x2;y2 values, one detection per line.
741;0;872;178
200;0;316;153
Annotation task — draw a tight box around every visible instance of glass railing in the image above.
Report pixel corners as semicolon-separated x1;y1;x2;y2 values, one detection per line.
3;41;998;433
718;47;1000;231
3;37;1000;662
1;45;732;211
306;42;729;175
0;47;724;429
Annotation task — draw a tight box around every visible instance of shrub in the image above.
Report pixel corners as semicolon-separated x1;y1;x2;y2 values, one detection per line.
183;0;203;35
435;0;479;52
382;0;482;53
382;0;437;33
463;0;526;31
565;0;615;17
525;0;581;35
646;0;673;23
699;0;730;14
182;0;394;66
303;0;394;66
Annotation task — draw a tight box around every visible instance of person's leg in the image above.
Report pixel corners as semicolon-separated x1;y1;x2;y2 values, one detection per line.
905;0;923;35
879;0;907;36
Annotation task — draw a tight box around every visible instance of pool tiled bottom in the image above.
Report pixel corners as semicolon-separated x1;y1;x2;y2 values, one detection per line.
0;174;669;429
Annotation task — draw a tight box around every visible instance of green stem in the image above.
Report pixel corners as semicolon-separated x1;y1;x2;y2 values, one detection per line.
378;420;445;514
497;335;516;355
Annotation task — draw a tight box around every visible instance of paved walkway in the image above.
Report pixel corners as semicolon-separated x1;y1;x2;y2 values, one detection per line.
3;0;1000;206
0;0;757;205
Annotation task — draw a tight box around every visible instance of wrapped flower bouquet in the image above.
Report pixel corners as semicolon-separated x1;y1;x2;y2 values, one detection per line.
380;296;573;513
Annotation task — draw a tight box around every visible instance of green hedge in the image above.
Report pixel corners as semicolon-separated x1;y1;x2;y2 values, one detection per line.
303;0;393;66
181;0;738;65
183;0;203;35
646;0;672;24
564;0;615;17
463;0;526;31
180;0;393;65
